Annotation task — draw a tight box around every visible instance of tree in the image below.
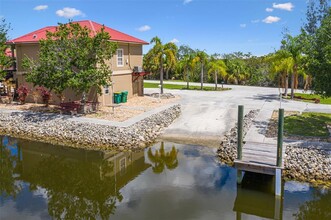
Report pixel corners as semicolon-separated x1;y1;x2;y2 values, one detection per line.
177;45;195;60
281;34;303;99
207;57;227;90
0;18;12;79
146;36;177;94
23;21;117;101
268;51;294;96
304;0;330;35
180;53;195;89
307;8;331;96
193;50;208;90
225;58;249;85
164;43;178;80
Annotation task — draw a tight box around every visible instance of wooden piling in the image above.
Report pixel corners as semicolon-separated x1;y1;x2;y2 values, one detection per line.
237;105;244;160
276;109;284;167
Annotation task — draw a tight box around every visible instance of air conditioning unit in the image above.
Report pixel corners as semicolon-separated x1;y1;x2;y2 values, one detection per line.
133;66;143;73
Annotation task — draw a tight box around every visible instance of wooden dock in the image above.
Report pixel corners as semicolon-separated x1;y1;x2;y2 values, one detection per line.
234;141;285;176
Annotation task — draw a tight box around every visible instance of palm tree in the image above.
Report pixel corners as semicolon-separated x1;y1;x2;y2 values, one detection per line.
148;36;177;94
193;50;209;90
207;57;227;90
281;34;303;99
164;42;178;80
268;51;294;97
147;142;179;174
180;53;195;89
226;59;249;84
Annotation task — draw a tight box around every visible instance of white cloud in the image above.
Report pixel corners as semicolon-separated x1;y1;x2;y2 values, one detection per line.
137;25;151;32
266;8;274;12
183;0;193;5
34;5;48;11
262;16;281;24
170;38;179;43
240;24;246;28
56;7;84;18
251;19;260;23
272;2;294;11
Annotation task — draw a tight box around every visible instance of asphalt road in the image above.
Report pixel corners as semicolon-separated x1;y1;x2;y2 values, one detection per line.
145;81;331;147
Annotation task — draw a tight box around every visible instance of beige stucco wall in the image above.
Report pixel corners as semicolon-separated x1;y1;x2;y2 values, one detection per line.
15;73;99;104
16;43;40;72
108;43;143;71
13;41;145;106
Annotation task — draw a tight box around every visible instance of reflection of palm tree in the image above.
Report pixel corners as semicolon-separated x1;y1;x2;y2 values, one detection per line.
148;142;179;174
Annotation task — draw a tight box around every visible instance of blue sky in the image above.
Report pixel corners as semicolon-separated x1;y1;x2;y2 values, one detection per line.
0;0;308;56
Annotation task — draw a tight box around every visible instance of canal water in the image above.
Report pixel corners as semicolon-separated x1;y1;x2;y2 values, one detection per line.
0;136;330;220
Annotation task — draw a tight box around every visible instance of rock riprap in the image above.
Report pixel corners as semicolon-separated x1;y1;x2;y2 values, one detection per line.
0;104;181;150
284;144;331;183
217;110;260;165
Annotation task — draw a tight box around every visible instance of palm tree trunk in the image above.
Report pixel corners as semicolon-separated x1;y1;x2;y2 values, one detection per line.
278;75;282;94
200;63;204;90
285;74;288;97
187;70;189;89
160;60;164;94
291;69;295;99
165;68;169;80
215;72;218;90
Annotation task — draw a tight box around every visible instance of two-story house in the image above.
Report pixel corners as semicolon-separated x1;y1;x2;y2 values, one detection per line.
7;20;148;105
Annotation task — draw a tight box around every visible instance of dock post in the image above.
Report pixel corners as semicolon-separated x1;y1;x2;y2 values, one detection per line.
237;105;244;160
276;108;284;167
237;105;244;184
275;109;284;197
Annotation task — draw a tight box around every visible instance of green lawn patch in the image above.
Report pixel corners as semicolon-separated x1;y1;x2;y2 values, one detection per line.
283;93;331;105
284;112;331;137
144;82;231;91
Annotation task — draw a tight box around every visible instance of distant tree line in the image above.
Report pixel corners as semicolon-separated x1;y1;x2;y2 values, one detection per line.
144;0;331;97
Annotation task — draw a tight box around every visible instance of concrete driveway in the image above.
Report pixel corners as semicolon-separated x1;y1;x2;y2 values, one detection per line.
144;81;331;147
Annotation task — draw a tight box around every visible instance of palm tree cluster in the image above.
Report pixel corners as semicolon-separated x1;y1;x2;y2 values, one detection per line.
143;1;330;97
144;39;259;92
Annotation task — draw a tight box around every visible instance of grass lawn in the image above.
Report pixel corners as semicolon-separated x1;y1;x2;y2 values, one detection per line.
284;112;331;137
144;82;231;91
284;93;331;105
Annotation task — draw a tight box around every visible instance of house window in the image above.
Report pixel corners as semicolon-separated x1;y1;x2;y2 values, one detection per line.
117;49;124;67
104;85;110;95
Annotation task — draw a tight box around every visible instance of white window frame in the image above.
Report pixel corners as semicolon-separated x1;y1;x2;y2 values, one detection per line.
117;49;124;67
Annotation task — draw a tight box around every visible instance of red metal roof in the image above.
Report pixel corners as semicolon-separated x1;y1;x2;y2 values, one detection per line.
8;20;148;45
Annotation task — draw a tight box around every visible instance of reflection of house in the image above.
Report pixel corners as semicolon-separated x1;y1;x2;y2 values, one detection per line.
3;139;149;219
17;139;150;189
6;20;148;105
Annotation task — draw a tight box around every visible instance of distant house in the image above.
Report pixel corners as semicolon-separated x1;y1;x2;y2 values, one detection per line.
6;20;148;105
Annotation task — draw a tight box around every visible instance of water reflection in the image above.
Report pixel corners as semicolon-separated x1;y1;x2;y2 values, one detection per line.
0;136;151;219
294;188;331;220
147;142;178;173
0;136;22;199
0;136;330;220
